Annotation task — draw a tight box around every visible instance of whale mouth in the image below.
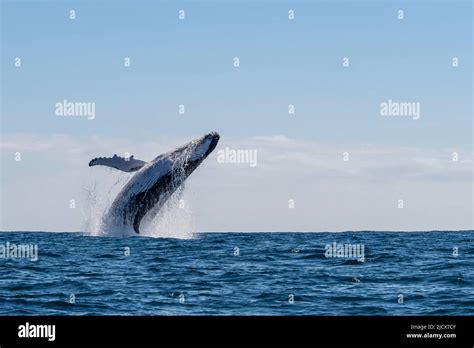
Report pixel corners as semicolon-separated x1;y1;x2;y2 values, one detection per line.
203;132;220;157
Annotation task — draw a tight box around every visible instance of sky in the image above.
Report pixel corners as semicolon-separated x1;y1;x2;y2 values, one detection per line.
1;0;472;232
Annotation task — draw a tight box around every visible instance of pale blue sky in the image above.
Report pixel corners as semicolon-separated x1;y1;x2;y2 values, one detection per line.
2;0;472;145
1;1;472;232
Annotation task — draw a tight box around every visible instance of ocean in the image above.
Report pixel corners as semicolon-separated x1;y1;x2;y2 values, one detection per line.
0;231;472;315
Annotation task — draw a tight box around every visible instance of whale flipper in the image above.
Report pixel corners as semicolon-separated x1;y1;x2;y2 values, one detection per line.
89;155;147;172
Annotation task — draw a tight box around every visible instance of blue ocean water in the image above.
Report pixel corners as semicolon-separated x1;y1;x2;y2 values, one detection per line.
0;231;472;315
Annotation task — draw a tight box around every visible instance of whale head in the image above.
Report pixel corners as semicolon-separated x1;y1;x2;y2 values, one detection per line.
155;131;220;176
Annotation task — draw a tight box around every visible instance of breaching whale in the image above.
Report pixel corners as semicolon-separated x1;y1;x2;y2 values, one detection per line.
89;132;220;235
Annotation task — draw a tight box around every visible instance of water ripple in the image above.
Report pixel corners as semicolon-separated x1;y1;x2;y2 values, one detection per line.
0;231;472;315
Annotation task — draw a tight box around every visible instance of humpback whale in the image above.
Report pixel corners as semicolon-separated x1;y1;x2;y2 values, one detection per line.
89;132;220;235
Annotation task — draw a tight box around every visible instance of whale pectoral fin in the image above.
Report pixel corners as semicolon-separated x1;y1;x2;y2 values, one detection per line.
89;155;147;172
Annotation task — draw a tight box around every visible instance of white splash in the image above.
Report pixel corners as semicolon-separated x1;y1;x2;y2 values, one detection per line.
81;170;130;236
140;186;195;239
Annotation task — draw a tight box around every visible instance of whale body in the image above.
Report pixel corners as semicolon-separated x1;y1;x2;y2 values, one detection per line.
89;132;220;235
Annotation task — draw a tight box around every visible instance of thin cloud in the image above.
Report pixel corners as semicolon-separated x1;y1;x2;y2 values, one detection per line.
1;133;472;232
